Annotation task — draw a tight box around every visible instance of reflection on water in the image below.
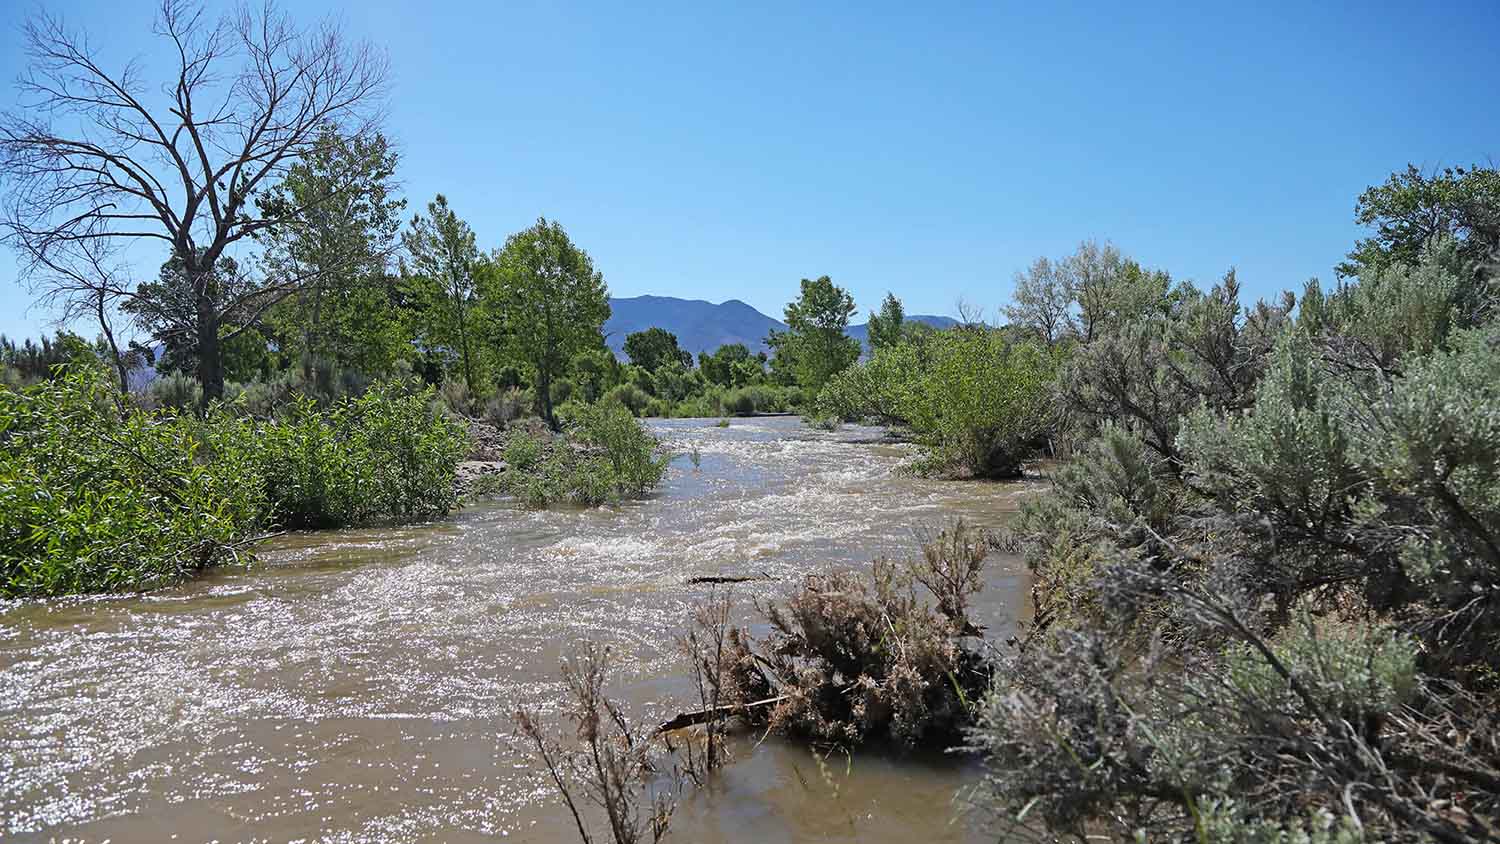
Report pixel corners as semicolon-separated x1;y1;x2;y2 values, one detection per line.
1;416;1037;842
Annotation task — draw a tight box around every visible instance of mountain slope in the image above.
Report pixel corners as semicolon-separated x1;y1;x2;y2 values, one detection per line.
604;295;955;359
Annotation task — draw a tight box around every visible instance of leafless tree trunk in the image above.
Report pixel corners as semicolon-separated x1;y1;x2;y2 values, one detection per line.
0;0;389;409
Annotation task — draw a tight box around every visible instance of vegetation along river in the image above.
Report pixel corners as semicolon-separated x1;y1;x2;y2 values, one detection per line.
1;416;1038;842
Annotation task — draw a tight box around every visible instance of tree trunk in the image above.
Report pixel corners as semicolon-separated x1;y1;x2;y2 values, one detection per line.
451;276;475;394
196;294;224;412
538;366;556;431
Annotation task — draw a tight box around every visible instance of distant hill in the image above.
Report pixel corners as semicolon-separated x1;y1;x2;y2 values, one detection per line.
605;295;955;360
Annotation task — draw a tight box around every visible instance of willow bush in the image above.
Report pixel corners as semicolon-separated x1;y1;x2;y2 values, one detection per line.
253;384;468;529
817;328;1056;478
0;368;264;596
0;370;469;597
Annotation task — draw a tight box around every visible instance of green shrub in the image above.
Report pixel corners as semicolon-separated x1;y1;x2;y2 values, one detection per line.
602;382;650;416
1;368;264;596
572;400;670;497
139;371;203;412
903;330;1057;477
254;383;469;528
502;429;543;471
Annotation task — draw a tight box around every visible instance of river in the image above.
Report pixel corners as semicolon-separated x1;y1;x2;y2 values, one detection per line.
1;416;1037;842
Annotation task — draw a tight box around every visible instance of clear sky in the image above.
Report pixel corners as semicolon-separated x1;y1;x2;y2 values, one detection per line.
2;0;1497;340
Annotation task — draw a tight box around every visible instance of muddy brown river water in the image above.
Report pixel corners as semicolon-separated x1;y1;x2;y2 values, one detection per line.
1;416;1037;842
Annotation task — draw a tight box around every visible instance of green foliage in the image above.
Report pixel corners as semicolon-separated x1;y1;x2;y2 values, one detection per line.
866;292;906;353
1339;163;1500;284
602;382;651;416
495;400;668;507
139;371;204;412
769;275;861;393
698;343;766;388
820;327;1055;477
0;368;264;596
480;217;610;429
402;194;482;392
571;400;671;498
978;183;1500;842
503;429;543;471
259;128;408;378
903;330;1056;477
818;335;927;425
1003;256;1073;344
247;383;469;529
622;327;692;373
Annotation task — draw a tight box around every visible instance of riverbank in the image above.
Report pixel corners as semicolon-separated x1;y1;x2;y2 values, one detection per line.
0;416;1039;842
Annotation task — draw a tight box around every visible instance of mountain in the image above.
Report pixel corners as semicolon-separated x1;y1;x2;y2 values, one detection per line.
605;295;785;358
604;295;956;359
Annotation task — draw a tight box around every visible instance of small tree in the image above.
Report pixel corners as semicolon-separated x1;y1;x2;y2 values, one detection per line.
259;127;406;379
483;218;610;429
1003;256;1073;344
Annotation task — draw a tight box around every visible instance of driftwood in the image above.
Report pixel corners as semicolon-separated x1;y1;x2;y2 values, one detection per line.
685;573;776;585
655;695;788;734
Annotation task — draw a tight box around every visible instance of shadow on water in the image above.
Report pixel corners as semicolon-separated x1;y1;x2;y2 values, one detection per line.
0;416;1038;843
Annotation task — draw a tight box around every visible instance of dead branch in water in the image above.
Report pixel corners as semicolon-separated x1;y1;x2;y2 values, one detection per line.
656;695;789;734
685;573;776;585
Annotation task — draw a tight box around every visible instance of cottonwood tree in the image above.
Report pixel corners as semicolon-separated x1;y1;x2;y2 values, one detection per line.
260;127;406;380
481;218;610;429
402;195;480;393
768;275;860;393
866;292;905;354
623;327;691;373
0;0;389;407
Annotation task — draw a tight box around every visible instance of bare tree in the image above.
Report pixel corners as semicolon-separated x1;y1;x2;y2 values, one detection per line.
0;0;389;407
18;238;144;392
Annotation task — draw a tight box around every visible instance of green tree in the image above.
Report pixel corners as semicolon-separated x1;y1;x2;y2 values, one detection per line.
623;327;692;373
770;276;860;393
259;128;407;378
481;218;610;429
402;195;480;392
1339;164;1500;282
866;292;906;353
699;343;765;388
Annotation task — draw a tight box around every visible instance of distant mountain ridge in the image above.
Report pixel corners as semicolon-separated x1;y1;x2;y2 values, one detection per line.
604;295;955;359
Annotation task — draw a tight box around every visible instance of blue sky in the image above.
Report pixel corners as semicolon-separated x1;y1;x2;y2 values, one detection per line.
2;0;1497;340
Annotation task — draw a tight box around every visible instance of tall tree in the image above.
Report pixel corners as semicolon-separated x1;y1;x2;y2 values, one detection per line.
0;0;390;408
699;343;764;388
623;327;692;373
866;292;906;354
402;195;480;392
769;275;860;393
259;127;406;378
481;218;610;429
